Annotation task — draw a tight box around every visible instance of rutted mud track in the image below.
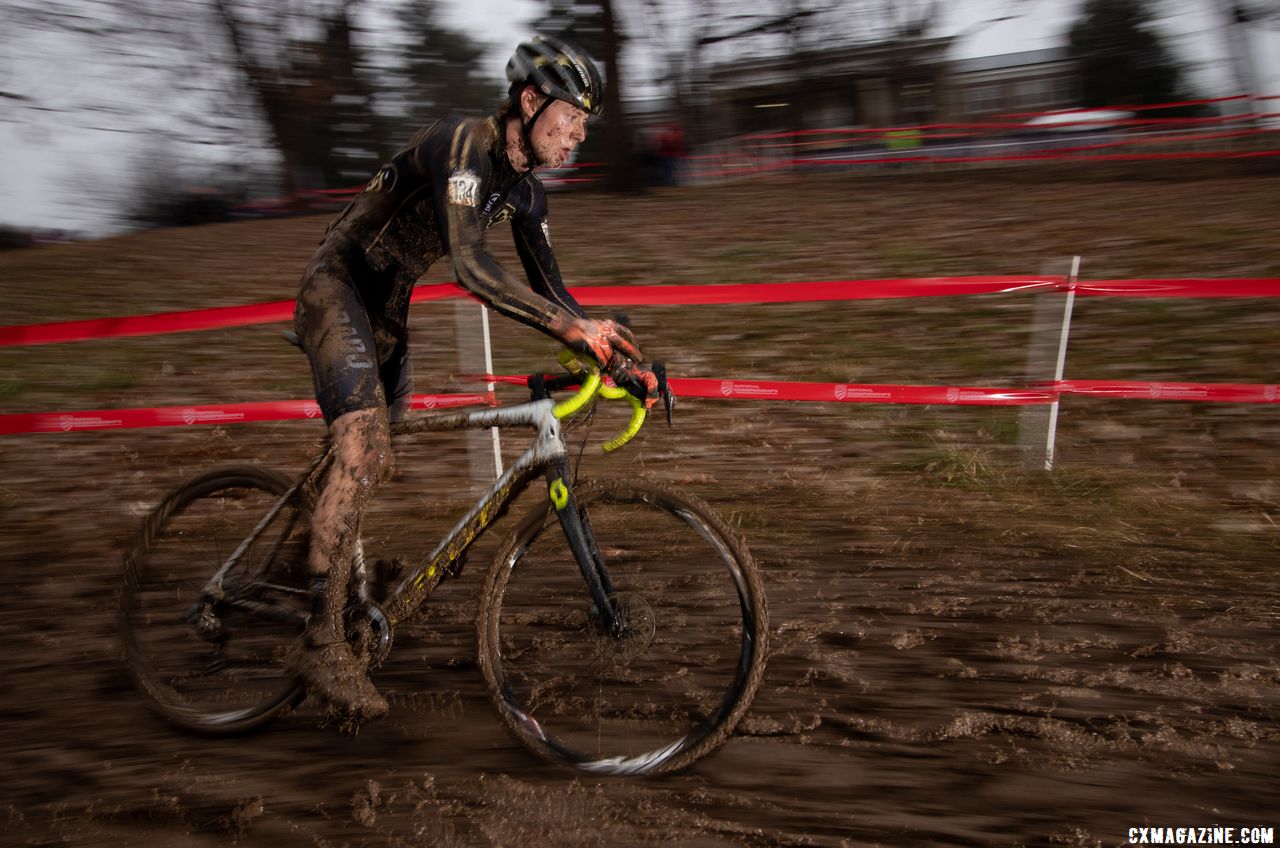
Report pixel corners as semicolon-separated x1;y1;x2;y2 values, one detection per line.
2;168;1278;846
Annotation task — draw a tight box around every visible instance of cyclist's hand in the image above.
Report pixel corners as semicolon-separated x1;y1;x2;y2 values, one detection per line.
609;358;660;409
563;318;643;368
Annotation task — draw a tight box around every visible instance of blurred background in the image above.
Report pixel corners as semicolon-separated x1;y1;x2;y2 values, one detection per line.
2;4;1279;844
2;0;1278;242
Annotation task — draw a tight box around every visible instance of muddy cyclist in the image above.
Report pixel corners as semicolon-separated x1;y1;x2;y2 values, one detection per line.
291;35;660;723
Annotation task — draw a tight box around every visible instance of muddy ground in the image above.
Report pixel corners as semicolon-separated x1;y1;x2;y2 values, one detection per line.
1;164;1278;847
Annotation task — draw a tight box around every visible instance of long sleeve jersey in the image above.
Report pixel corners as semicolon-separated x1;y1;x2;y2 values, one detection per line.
321;113;587;344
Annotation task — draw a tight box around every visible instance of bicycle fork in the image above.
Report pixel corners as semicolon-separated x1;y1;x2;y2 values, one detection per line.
545;461;624;635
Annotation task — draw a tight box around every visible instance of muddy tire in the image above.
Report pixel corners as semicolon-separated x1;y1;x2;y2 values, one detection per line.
119;466;310;734
478;478;768;776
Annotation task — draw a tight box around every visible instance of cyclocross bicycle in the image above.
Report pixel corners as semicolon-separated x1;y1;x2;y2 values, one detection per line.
118;354;768;776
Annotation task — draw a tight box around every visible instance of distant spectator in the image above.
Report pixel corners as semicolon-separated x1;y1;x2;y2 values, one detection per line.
885;127;923;153
654;122;687;187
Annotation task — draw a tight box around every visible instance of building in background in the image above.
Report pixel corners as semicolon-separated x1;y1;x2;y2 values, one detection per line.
949;48;1080;120
690;0;1276;142
700;38;1082;139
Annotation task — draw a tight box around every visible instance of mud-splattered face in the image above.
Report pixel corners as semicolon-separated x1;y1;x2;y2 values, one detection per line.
522;94;589;169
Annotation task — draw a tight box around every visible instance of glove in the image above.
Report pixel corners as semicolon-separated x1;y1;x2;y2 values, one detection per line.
562;318;644;368
609;357;660;410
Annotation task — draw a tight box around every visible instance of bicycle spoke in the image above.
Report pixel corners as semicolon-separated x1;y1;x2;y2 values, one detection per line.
120;468;310;733
480;479;767;775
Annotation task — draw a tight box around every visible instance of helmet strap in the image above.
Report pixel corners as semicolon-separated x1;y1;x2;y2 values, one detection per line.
520;88;556;169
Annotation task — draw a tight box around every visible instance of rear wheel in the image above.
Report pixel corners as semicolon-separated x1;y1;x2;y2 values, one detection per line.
478;478;768;775
119;466;311;734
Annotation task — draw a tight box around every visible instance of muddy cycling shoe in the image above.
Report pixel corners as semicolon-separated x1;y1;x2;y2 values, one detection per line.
289;638;388;723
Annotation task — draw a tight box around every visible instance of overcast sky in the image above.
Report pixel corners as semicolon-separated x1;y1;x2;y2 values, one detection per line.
0;0;549;236
1;0;1274;237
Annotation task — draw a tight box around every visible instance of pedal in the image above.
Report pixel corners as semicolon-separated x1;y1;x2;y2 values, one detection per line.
345;600;393;669
193;602;225;642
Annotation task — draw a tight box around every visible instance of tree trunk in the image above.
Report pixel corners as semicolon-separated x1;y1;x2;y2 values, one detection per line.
599;0;637;193
212;0;376;200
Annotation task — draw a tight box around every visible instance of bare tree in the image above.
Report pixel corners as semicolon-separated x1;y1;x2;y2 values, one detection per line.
3;0;277;232
380;0;494;132
211;0;386;195
598;0;638;191
675;0;956;138
533;0;640;191
1069;0;1187;108
3;0;503;231
4;0;258;144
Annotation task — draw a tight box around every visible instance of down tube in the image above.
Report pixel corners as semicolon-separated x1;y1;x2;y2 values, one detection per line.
384;456;540;625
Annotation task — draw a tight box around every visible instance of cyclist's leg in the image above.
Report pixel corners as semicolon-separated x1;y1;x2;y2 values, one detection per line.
292;254;393;720
380;336;412;482
384;338;413;426
308;406;390;636
296;410;391;722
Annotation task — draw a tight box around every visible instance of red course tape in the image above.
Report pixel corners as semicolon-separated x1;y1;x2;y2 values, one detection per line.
1073;279;1280;298
0;300;295;346
0;277;1061;346
669;378;1055;405
0;284;461;347
0;392;493;435
7;378;1279;436
1048;380;1280;403
6;276;1280;348
3;274;1278;434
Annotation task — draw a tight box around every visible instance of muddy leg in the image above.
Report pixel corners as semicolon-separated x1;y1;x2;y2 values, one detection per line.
309;407;390;628
293;406;391;722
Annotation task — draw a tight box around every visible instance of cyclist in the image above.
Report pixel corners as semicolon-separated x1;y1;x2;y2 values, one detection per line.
291;35;658;722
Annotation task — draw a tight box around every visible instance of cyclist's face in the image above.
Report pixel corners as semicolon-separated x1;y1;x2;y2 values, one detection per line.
528;97;589;168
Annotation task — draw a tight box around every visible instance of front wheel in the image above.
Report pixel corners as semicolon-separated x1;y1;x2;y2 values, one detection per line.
478;479;768;776
119;466;311;734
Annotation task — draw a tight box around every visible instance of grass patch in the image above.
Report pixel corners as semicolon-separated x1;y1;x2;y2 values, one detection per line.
1171;226;1249;251
912;440;1007;489
70;370;140;394
977;412;1023;445
878;241;948;273
0;379;28;401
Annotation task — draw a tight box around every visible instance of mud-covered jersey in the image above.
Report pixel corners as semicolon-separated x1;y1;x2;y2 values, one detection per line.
322;113;586;342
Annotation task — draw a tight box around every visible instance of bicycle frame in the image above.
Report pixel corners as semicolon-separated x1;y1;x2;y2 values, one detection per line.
199;363;640;646
125;354;765;774
381;394;584;627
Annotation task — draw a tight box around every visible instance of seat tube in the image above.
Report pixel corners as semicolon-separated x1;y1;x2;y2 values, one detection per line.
544;460;619;631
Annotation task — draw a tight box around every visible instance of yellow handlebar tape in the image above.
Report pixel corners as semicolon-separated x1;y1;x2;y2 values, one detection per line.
549;351;648;452
602;393;646;453
552;371;601;420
